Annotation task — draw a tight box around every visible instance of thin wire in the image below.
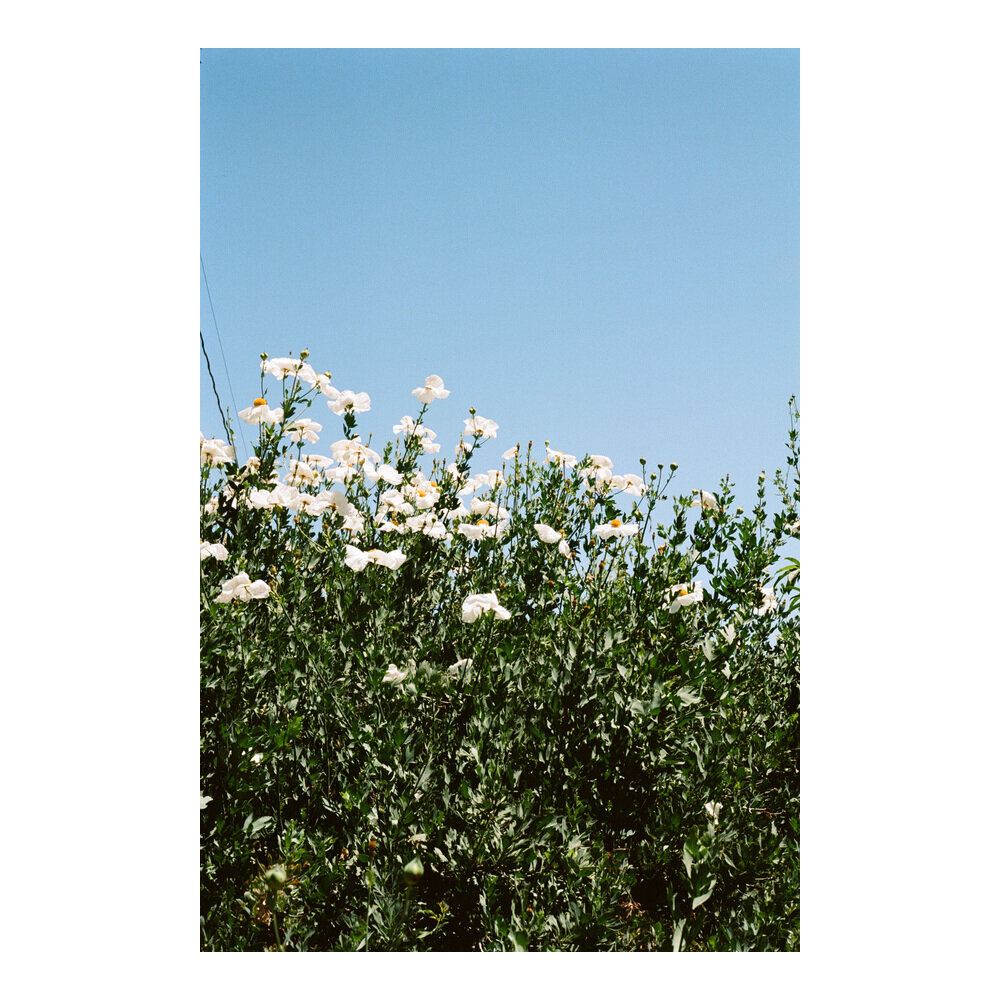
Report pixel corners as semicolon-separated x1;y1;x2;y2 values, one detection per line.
201;330;233;449
200;254;249;457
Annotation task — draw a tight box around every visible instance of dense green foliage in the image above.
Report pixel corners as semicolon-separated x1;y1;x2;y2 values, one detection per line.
200;354;800;951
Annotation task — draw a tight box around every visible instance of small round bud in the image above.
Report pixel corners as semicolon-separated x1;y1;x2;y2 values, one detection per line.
264;865;286;889
403;857;424;885
670;462;678;471
300;349;310;360
260;352;268;361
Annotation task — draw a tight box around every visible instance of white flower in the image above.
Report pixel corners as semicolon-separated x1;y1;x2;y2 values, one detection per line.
325;388;371;415
382;663;408;684
250;752;264;766
405;512;451;539
754;587;778;615
330;438;381;466
200;794;213;810
200;434;235;467
501;445;518;460
261;357;317;385
534;523;562;544
693;490;720;512
458;519;504;541
238;398;284;425
609;473;646;496
412;375;450;404
579;454;613;483
668;580;704;614
200;540;229;561
405;480;441;510
214;572;271;603
285;458;320;486
447;658;473;679
463;416;499;439
705;801;722;826
461;591;511;623
535;523;572;558
593;518;639;540
546;447;577;468
285;418;322;444
787;519;800;536
344;544;407;572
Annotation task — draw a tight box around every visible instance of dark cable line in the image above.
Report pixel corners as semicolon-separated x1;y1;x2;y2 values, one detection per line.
201;330;233;450
200;254;249;457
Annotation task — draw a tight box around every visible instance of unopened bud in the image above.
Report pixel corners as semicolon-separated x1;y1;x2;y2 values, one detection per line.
264;865;286;889
403;857;424;885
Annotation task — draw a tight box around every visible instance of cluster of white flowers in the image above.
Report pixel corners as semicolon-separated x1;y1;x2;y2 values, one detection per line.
206;359;759;630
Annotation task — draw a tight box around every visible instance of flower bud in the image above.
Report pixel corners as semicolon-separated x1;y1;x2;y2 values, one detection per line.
403;857;424;885
669;462;678;471
264;865;286;889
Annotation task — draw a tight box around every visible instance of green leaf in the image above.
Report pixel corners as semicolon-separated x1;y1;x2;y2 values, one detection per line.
672;918;686;952
692;879;717;910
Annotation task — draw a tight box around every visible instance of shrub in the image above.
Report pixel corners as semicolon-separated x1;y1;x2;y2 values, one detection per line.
200;353;800;951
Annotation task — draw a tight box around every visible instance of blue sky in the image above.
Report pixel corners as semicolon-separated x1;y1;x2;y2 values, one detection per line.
201;48;797;513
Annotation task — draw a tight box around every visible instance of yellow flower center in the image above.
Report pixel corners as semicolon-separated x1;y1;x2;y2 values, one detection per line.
678;586;688;596
476;519;489;526
253;397;267;407
610;518;622;528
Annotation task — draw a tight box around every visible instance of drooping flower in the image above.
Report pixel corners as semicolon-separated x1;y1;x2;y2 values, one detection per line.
200;434;235;467
447;658;473;679
382;663;407;685
238;398;284;425
693;489;720;512
535;523;571;558
534;523;562;544
461;591;511;623
593;518;639;540
200;540;229;561
214;572;271;603
501;445;518;460
412;375;450;404
668;580;704;614
705;801;723;826
754;587;779;616
463;415;499;439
